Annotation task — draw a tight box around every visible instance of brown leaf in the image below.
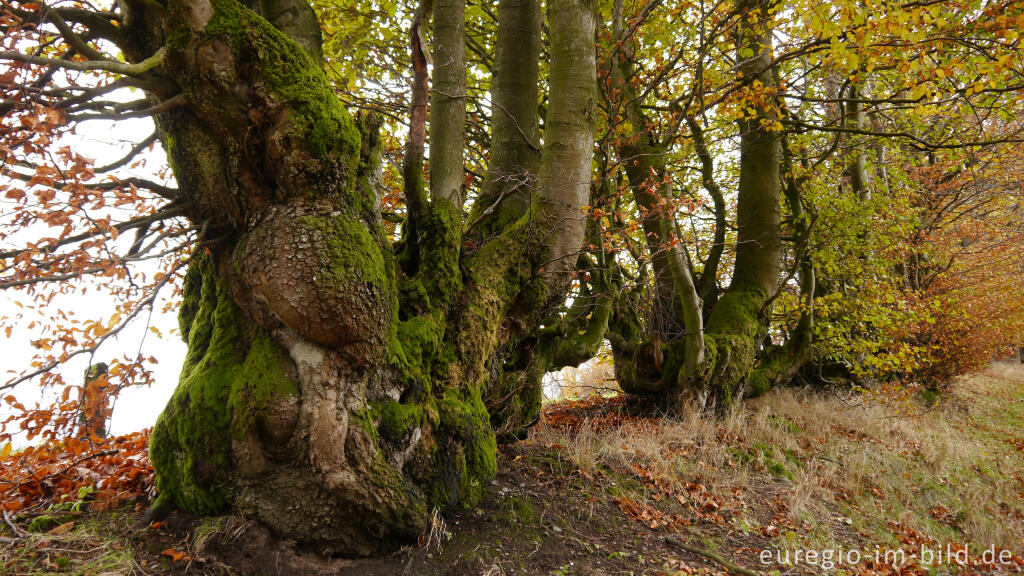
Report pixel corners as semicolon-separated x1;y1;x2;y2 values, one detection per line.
48;521;75;534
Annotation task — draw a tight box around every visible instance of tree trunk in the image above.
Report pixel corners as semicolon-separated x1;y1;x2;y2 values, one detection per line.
466;0;542;240
143;0;596;556
611;0;785;413
481;0;597;436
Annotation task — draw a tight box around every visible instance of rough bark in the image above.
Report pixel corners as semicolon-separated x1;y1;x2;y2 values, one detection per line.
141;0;598;556
78;363;111;439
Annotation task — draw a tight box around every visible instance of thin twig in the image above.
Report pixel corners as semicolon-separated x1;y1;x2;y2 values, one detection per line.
3;510;27;538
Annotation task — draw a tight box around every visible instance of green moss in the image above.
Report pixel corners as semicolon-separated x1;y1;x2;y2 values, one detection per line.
227;332;295;431
495;495;535;525
458;232;529;379
150;257;298;514
706;287;767;336
413;199;464;304
352;406;379;442
488;362;545;434
191;516;227;550
397;277;431;313
749;442;800;481
374;400;426;441
203;0;361;165
163;0;365;211
395;313;445;366
298;214;388;290
178;262;202;341
432;389;498;508
27;515;59;532
703;287;770;410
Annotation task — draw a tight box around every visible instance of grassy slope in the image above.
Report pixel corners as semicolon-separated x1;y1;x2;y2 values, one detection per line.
2;364;1022;575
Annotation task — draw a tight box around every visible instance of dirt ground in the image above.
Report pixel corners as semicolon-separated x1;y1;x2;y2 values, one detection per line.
121;440;774;575
4;364;1024;575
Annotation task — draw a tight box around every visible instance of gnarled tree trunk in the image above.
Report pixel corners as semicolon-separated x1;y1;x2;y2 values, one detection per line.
142;0;597;556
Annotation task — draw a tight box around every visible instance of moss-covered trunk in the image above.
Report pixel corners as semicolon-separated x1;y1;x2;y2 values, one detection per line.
143;0;495;556
612;0;789;414
139;0;598;556
477;0;597;436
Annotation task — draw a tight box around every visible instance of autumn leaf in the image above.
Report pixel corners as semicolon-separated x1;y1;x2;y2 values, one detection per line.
161;548;193;563
48;521;75;534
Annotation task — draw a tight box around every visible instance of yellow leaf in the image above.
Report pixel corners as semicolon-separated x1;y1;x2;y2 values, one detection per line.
0;442;11;459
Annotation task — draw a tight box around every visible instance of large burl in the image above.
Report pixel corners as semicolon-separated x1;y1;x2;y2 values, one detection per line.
234;201;391;367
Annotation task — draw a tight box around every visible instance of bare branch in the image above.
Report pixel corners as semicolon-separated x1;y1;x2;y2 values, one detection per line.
0;46;166;77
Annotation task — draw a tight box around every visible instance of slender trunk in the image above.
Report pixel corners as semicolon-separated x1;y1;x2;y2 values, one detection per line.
472;0;544;435
730;0;781;297
688;116;727;311
466;0;542;240
481;0;597;435
535;0;597;299
846;83;870;201
699;0;782;412
430;0;466;208
400;3;431;273
609;0;703;394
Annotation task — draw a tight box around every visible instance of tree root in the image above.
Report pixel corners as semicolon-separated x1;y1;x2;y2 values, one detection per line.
664;536;760;576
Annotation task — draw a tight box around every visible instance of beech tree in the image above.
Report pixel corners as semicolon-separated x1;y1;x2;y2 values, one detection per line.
2;0;1022;557
1;0;597;554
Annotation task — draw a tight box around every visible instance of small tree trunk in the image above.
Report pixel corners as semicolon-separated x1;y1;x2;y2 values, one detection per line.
79;363;110;439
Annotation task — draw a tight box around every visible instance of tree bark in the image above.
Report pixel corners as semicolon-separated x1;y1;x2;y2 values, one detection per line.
535;0;597;299
466;0;542;240
610;0;786;413
605;0;703;397
142;0;597;556
430;0;467;208
481;0;597;436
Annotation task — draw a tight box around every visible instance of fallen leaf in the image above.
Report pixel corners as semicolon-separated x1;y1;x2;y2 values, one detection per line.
48;521;75;534
161;548;193;563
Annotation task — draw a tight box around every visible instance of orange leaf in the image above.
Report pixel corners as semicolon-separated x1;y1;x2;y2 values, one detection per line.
161;549;192;563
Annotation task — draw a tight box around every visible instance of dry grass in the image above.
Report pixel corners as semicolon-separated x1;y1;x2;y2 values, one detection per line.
0;511;142;576
531;362;1024;557
548;357;617;401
